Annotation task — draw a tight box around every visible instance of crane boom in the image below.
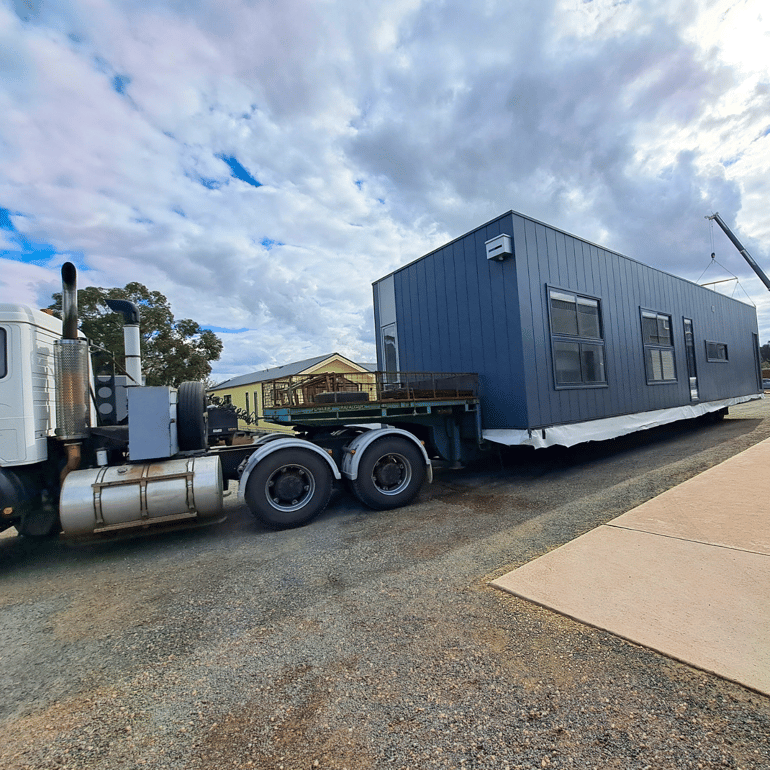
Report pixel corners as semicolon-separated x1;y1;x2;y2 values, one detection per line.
707;212;770;293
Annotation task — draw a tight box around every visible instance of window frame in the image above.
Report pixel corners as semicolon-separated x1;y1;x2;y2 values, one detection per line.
0;327;7;380
705;341;729;363
640;308;677;384
547;286;607;390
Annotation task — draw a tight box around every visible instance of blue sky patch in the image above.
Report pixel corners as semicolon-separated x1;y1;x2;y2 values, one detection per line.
0;208;76;265
112;74;131;95
216;154;261;187
203;326;249;334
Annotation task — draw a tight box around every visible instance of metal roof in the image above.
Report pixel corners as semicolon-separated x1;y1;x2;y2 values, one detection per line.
208;353;375;391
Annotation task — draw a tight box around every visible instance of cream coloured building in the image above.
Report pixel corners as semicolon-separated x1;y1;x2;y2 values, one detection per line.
208;353;375;431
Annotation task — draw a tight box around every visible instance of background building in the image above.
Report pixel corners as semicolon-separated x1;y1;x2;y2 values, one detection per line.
208;353;375;431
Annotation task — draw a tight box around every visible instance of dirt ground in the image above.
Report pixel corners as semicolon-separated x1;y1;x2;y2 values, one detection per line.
1;400;769;769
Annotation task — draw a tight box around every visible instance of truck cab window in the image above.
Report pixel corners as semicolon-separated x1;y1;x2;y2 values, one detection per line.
0;328;6;379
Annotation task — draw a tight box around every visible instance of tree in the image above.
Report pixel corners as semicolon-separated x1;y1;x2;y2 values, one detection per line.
761;341;770;366
49;282;223;387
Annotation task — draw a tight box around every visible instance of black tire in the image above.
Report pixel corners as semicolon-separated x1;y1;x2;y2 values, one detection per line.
244;448;333;529
16;497;61;539
314;391;369;404
350;437;426;511
177;381;208;451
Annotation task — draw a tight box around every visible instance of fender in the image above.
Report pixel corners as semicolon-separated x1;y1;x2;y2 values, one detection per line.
341;427;432;483
237;437;341;505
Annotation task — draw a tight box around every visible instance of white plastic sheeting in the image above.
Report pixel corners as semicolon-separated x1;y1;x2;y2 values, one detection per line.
482;395;763;450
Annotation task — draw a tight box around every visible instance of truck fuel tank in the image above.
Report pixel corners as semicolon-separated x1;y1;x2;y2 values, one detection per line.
59;455;223;535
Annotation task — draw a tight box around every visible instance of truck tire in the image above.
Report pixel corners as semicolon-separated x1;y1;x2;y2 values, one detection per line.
16;496;61;539
350;436;426;511
314;391;369;404
244;448;333;529
177;381;208;451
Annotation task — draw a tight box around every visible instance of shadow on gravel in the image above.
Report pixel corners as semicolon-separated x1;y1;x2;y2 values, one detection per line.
460;413;762;484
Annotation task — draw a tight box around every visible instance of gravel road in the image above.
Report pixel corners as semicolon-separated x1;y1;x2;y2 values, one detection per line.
2;400;770;770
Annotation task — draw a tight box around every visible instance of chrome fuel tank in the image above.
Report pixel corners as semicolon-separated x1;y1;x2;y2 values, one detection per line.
60;455;223;535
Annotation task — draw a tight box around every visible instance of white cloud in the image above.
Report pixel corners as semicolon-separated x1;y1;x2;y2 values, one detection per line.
1;0;769;384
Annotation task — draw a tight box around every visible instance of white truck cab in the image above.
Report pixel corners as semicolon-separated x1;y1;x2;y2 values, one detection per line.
0;304;62;465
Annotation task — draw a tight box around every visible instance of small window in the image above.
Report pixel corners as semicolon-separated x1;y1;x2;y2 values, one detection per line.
245;392;250;415
222;394;232;405
549;289;606;387
705;341;728;362
0;328;6;379
641;310;676;383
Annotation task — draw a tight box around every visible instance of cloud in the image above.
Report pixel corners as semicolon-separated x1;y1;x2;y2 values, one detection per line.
1;0;769;383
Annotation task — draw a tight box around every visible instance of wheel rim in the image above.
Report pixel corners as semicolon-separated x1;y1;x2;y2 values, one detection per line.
370;452;412;496
265;464;316;512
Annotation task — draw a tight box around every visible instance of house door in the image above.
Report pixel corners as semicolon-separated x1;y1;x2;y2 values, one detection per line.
683;318;698;401
753;333;762;391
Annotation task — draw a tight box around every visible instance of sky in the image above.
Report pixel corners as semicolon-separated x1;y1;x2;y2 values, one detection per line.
1;0;769;383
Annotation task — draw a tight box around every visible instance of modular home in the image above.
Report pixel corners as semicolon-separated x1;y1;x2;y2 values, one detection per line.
373;210;763;448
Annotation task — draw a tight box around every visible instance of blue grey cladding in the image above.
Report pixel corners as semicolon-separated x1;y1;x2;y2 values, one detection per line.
373;210;761;431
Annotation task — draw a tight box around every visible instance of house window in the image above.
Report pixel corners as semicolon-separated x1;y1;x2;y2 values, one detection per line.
245;392;250;415
641;310;676;382
705;341;728;362
221;394;232;405
548;289;606;387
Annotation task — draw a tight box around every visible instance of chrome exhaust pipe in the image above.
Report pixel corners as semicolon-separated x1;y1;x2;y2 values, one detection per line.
55;262;90;441
105;299;142;386
61;261;79;340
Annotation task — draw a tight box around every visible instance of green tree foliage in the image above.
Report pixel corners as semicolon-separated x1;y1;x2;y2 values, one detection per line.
761;341;770;365
49;282;223;387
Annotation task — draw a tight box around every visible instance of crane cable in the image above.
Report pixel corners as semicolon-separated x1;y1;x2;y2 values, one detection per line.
696;219;755;306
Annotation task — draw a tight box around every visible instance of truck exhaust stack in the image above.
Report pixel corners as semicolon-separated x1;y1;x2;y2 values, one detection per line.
54;262;90;441
105;299;142;386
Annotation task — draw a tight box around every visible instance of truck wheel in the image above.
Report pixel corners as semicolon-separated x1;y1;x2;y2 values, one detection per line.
16;497;61;539
350;437;426;511
177;381;208;451
244;448;333;529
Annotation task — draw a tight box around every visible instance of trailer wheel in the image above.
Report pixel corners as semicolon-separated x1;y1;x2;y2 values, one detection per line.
177;381;208;451
351;437;426;511
244;448;333;529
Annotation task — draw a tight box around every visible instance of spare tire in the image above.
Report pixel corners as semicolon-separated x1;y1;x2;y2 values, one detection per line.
177;381;208;451
314;391;369;404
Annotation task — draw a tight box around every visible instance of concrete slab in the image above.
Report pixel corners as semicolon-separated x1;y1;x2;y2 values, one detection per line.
610;439;770;555
491;437;770;695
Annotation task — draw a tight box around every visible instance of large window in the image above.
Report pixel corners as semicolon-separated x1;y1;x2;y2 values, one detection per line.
641;310;676;382
548;289;606;387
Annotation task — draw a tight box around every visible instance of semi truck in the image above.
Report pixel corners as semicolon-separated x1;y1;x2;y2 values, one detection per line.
1;205;764;538
0;263;474;535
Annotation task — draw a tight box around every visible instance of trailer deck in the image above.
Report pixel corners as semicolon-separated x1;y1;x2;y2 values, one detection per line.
262;371;480;428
